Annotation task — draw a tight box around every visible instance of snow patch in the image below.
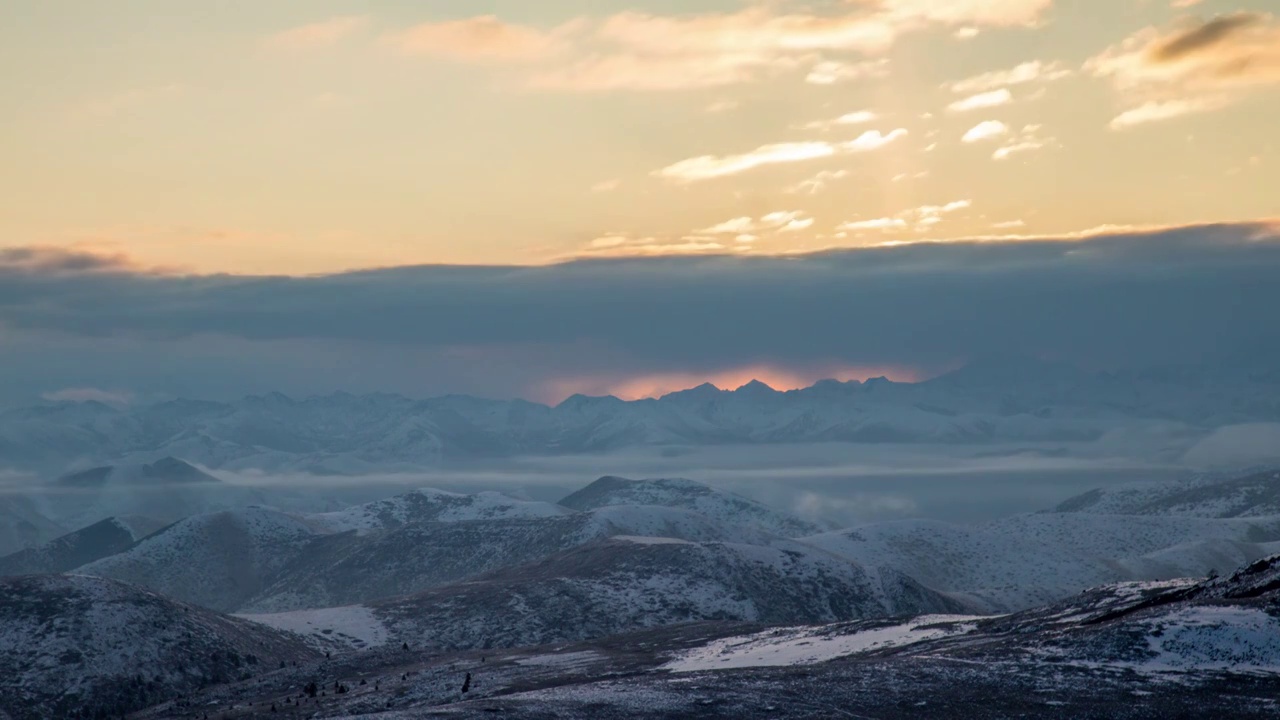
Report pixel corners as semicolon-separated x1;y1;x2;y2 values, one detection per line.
663;615;985;672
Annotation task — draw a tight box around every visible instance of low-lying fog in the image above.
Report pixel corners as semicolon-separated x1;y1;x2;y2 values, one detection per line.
9;422;1279;529
196;442;1200;526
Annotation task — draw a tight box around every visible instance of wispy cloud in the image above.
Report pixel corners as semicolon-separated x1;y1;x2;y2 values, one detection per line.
701;211;814;235
839;200;973;234
805;59;891;85
577;234;742;258
786;170;851;195
1108;98;1229;129
1087;12;1280;128
384;15;575;62
961;120;1010;143
947;60;1072;93
381;2;1054;92
656;129;907;183
801;110;878;131
267;16;369;51
947;88;1013;112
993;124;1054;159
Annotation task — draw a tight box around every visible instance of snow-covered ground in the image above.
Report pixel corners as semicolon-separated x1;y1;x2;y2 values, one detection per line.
663;615;985;672
240;605;388;651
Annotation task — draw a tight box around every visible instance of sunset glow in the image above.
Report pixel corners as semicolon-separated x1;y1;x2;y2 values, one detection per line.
541;365;926;404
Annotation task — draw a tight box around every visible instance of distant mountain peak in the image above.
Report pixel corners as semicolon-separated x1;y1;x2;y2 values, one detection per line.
141;457;220;484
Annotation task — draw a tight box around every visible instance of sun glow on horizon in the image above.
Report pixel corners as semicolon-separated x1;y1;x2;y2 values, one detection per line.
538;364;926;404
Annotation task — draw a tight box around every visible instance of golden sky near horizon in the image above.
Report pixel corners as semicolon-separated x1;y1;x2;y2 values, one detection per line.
1;0;1278;275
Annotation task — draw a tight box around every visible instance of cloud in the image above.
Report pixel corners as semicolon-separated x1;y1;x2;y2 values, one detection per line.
1087;12;1280;127
384;2;1052;92
993;124;1054;158
701;212;814;235
0;246;137;275
805;59;891;84
384;16;573;62
947;60;1072;93
656;130;906;182
579;235;733;258
1108;97;1229;129
845;128;910;151
947;88;1014;112
961;120;1010;142
705;99;741;113
3;222;1280;402
267;16;369;50
841;200;974;234
838;217;909;232
801;109;877;131
40;388;132;406
786;169;851;195
880;0;1053;27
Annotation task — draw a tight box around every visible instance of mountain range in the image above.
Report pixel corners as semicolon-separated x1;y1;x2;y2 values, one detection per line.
2;357;1279;474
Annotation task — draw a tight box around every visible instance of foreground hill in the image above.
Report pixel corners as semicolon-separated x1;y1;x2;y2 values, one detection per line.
133;554;1280;719
245;536;968;653
0;574;318;720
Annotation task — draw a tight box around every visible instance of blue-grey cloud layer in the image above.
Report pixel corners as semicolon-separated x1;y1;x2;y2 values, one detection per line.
1;222;1278;402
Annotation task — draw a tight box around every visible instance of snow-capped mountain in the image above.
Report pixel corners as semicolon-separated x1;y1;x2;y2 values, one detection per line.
74;506;322;613
63;481;818;613
0;574;318;720
0;516;163;577
35;457;268;530
3;358;1278;473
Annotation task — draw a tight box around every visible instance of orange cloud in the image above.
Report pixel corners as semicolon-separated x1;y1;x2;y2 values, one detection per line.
385;1;1055;92
656;130;907;183
383;15;576;62
267;16;369;51
541;364;925;403
1086;12;1280;128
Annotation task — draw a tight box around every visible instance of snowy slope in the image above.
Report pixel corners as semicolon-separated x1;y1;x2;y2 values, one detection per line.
805;511;1280;611
243;504;785;613
75;506;319;612
249;537;972;652
308;487;572;534
0;495;64;557
0;574;318;720
559;477;828;537
1056;469;1280;518
0;516;164;577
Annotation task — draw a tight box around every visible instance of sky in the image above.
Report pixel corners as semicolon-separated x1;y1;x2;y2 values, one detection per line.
1;1;1278;404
